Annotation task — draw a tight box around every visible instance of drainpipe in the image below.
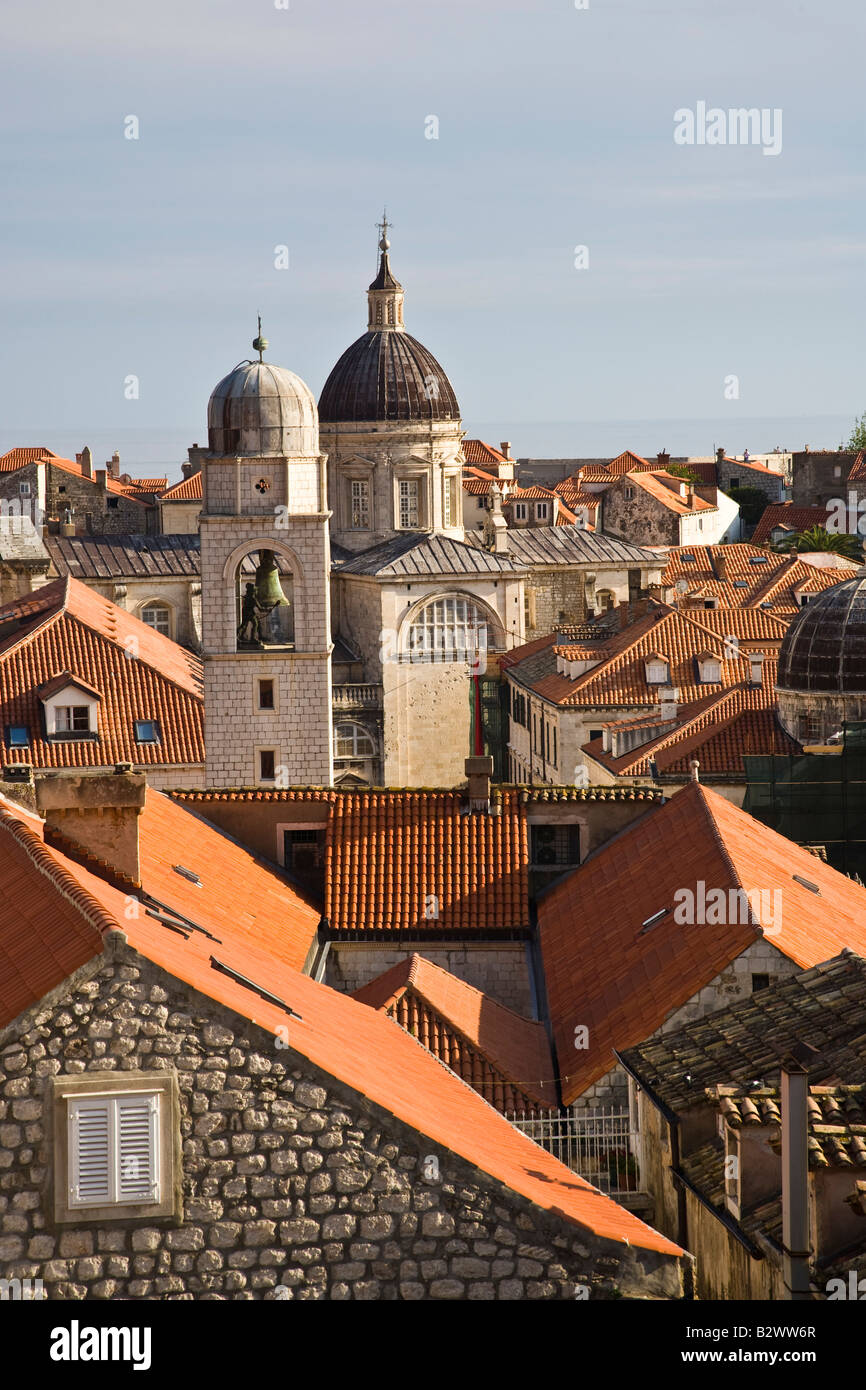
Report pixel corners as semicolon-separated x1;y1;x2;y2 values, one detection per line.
781;1043;818;1300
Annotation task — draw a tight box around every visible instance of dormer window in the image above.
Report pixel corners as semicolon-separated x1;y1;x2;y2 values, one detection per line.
644;655;669;685
697;653;722;683
39;673;100;739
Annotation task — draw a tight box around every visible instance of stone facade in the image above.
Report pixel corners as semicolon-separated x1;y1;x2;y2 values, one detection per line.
200;442;334;788
0;938;686;1300
792;450;861;509
325;944;534;1017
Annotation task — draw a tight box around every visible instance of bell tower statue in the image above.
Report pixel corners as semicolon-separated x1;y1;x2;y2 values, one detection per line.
199;325;334;788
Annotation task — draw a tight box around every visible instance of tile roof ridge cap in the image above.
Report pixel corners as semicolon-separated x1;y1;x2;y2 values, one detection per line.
688;782;750;900
0;809;120;940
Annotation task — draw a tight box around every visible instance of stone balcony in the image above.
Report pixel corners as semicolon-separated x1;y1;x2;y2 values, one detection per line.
332;682;384;710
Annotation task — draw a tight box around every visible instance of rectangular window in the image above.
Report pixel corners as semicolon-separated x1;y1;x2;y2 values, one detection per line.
398;479;419;528
259;749;276;781
535;501;549;521
56;705;91;733
443;476;457;527
350;480;370;530
258;679;275;710
68;1092;159;1208
107;497;119;509
751;973;770;993
18;481;30;497
531;824;581;866
134;720;160;743
515;502;528;521
624;487;635;501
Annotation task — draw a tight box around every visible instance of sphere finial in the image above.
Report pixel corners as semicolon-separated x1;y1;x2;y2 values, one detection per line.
252;313;268;362
377;208;391;252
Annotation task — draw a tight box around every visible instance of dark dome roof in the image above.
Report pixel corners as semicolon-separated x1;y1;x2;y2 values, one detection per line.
318;330;460;424
777;571;866;692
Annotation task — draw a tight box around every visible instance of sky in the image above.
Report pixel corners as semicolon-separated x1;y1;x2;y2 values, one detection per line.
1;0;865;472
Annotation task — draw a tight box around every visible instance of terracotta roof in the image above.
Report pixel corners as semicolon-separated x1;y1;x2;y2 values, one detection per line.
751;504;831;546
663;543;852;615
0;793;680;1256
539;785;866;1105
47;455;153;504
711;1083;866;1169
511;604;781;710
325;790;529;933
160;472;203;502
505;484;558;501
462;440;510;466
353;953;556;1109
119;477;168;495
462;474;500;496
607;450;654;475
576;465;614;483
619;952;866;1114
678;461;718;486
848;451;866;483
624;471;716;515
0;577;203;771
0;447;61;471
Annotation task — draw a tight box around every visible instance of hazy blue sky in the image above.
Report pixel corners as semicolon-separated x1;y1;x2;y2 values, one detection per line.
1;0;864;468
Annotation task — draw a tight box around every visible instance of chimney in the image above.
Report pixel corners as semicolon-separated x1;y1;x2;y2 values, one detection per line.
108;451;121;479
79;446;93;479
499;441;511;459
95;469;107;492
690;759;700;783
715;551;729;582
716;446;726;465
687;483;695;507
465;755;493;813
486;485;509;553
657;450;670;469
659;686;678;720
781;1043;819;1299
749;652;765;687
35;769;146;888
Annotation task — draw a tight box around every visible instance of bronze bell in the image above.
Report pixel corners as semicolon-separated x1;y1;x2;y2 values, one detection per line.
254;550;289;610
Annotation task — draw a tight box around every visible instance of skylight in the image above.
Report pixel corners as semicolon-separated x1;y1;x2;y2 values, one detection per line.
173;864;202;886
680;554;695;563
733;579;749;588
748;555;769;565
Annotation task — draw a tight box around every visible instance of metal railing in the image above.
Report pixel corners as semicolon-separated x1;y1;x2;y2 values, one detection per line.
506;1106;640;1196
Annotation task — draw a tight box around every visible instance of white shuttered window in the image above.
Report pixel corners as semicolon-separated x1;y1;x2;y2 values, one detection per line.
68;1093;160;1208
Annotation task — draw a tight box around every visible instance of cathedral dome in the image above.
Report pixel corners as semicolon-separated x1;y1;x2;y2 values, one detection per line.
318;227;460;425
208;358;318;457
777;569;866;693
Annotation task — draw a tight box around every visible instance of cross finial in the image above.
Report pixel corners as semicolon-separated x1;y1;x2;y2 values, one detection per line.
377;208;391;252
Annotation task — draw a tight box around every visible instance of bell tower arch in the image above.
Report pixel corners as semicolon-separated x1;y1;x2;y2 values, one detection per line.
200;329;334;788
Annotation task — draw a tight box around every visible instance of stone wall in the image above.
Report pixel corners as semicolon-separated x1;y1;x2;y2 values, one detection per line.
792;451;859;509
325;943;534;1016
46;465;154;535
0;940;686;1299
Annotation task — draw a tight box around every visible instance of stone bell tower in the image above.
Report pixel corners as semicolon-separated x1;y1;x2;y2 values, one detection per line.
200;325;334;788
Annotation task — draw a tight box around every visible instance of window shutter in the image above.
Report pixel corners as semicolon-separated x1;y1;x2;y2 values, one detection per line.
117;1095;159;1202
69;1100;111;1206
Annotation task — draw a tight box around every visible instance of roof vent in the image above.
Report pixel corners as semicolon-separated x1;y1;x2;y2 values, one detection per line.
792;874;820;895
173;864;202;886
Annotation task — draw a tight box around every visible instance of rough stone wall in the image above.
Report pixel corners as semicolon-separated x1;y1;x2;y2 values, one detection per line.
326;944;534;1016
46;466;153;535
0;943;686;1299
716;459;784;506
525;569;588;638
791;451;858;508
602;486;679;547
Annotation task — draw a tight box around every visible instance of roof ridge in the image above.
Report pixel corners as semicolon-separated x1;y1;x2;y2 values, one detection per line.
0;809;119;940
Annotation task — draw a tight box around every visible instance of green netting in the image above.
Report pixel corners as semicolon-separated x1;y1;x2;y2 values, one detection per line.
743;722;866;878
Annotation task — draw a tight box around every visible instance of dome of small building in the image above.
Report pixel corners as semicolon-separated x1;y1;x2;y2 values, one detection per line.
777;570;866;694
318;228;460;424
207;360;318;457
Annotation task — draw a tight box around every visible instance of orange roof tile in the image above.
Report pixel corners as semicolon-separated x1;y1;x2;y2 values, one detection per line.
325;790;529;933
663;543;852;615
848;451;866;483
45;454;153;504
160;472;203;501
625;471;716;515
462;440;510;466
0;794;680;1255
0;577;203;772
0;447;60;471
353;953;557;1108
751;504;831;546
540;782;866;1105
607;450;654;475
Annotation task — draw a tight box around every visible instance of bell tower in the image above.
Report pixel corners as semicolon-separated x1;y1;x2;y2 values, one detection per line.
199;327;334;788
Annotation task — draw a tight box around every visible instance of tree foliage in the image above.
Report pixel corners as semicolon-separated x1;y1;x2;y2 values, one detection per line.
773;526;863;561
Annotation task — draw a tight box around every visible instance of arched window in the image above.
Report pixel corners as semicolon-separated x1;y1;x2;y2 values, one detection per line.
595;590;615;613
140;602;171;637
334;722;376;758
406;595;495;661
